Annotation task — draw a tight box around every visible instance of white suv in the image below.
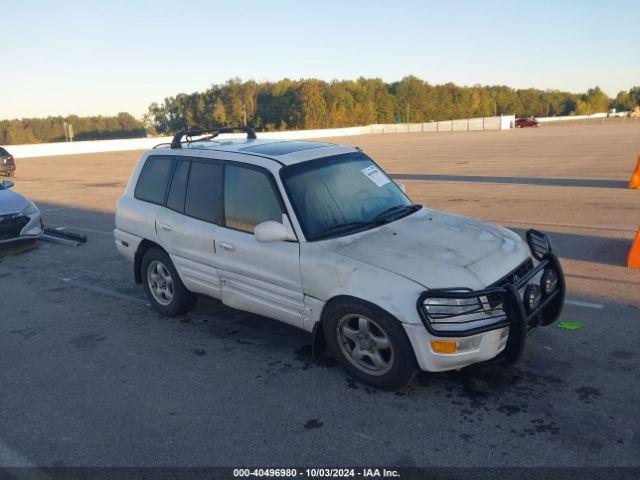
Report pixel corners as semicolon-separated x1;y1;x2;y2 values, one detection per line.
115;127;565;390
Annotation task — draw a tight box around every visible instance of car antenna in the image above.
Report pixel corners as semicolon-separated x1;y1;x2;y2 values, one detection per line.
339;128;360;151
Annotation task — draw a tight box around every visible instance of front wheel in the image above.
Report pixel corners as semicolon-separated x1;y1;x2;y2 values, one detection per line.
141;248;196;316
323;299;417;390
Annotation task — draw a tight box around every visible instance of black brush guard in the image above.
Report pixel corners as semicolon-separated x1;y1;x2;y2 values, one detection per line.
416;229;565;364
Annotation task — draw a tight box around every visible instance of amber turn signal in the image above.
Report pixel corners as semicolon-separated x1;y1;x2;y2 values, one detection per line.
430;340;457;354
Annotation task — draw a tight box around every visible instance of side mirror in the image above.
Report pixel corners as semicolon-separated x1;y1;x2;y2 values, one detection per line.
397;182;407;193
255;221;289;243
1;180;14;189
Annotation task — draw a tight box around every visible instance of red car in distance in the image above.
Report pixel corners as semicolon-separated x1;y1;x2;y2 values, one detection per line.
515;117;540;128
0;147;16;177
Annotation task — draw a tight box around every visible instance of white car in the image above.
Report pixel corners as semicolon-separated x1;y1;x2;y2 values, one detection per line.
0;180;43;244
114;127;565;390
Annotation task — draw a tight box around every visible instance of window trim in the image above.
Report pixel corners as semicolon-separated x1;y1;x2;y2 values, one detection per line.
133;155;176;206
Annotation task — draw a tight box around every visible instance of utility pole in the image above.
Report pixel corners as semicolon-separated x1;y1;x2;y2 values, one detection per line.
242;104;247;126
405;103;410;123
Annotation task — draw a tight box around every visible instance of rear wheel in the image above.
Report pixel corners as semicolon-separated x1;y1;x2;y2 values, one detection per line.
141;248;196;316
323;299;417;390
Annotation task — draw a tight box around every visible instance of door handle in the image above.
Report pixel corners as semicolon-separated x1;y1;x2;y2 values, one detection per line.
219;242;235;252
158;222;172;232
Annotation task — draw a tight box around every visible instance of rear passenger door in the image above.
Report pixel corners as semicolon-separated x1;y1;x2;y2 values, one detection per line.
156;157;224;299
215;163;304;328
133;154;176;245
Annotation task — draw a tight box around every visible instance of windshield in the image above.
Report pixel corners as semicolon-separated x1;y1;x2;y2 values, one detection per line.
281;152;417;241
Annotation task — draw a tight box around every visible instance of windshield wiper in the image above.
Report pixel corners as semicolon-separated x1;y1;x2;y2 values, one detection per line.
314;220;383;240
371;204;421;223
314;205;421;241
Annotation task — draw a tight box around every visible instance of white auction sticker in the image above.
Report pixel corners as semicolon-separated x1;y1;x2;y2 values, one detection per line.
361;165;390;187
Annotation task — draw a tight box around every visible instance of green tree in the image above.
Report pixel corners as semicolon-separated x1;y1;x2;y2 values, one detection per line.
613;90;634;111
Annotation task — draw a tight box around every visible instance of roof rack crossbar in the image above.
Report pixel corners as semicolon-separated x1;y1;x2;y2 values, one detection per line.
170;125;256;149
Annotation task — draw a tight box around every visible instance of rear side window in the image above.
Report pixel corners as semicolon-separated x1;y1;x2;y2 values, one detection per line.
134;156;174;205
166;160;190;212
184;161;223;223
224;165;283;233
0;148;8;156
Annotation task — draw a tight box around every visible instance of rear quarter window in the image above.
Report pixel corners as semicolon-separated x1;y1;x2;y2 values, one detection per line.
134;155;174;205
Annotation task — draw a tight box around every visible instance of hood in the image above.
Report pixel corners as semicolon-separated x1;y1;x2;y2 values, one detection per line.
319;207;530;290
0;188;30;215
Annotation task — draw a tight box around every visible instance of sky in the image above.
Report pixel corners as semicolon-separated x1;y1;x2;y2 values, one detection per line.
1;0;638;120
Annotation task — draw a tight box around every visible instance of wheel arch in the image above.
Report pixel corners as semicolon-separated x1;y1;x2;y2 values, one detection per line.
313;294;402;356
134;239;167;284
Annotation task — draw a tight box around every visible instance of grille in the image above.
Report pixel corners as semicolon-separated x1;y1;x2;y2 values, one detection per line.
486;258;534;307
491;258;534;288
0;214;29;240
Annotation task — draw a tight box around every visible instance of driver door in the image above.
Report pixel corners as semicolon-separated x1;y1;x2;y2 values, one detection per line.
214;163;304;328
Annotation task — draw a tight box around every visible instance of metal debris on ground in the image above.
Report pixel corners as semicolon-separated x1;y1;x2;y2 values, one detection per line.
40;227;88;246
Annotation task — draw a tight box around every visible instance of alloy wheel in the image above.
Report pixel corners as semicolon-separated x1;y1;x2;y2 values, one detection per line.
336;314;395;376
147;260;174;306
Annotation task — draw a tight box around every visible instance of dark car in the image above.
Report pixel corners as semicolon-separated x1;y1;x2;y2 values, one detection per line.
0;148;16;177
515;117;540;128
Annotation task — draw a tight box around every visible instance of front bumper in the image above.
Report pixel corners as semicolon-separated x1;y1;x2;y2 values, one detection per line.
0;211;43;244
407;229;565;372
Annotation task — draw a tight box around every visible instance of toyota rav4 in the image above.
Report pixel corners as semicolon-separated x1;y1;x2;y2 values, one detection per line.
114;127;565;390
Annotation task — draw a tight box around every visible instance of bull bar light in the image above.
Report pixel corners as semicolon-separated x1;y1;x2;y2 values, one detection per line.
541;268;558;295
523;284;542;313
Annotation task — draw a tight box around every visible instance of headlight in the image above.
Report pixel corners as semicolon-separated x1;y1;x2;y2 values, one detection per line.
423;297;483;320
20;201;39;216
422;293;507;333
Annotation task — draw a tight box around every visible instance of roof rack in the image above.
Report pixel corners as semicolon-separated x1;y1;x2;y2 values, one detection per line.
169;125;256;149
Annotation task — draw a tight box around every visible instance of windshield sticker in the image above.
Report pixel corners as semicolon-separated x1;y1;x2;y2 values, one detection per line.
361;166;390;187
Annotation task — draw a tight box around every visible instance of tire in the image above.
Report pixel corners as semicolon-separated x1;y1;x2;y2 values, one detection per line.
323;299;417;390
141;247;196;316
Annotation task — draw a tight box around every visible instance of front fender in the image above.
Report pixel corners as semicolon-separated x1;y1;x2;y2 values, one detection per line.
300;243;424;327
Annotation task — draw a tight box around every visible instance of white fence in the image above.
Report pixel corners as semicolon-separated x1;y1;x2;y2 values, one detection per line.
6;115;515;159
536;112;608;123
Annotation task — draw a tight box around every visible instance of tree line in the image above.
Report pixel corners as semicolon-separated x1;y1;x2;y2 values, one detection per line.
0;112;145;145
2;78;639;144
147;78;640;133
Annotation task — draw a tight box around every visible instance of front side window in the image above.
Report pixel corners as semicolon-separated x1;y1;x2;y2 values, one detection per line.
224;165;283;233
184;161;223;223
134;155;174;204
281;152;415;241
